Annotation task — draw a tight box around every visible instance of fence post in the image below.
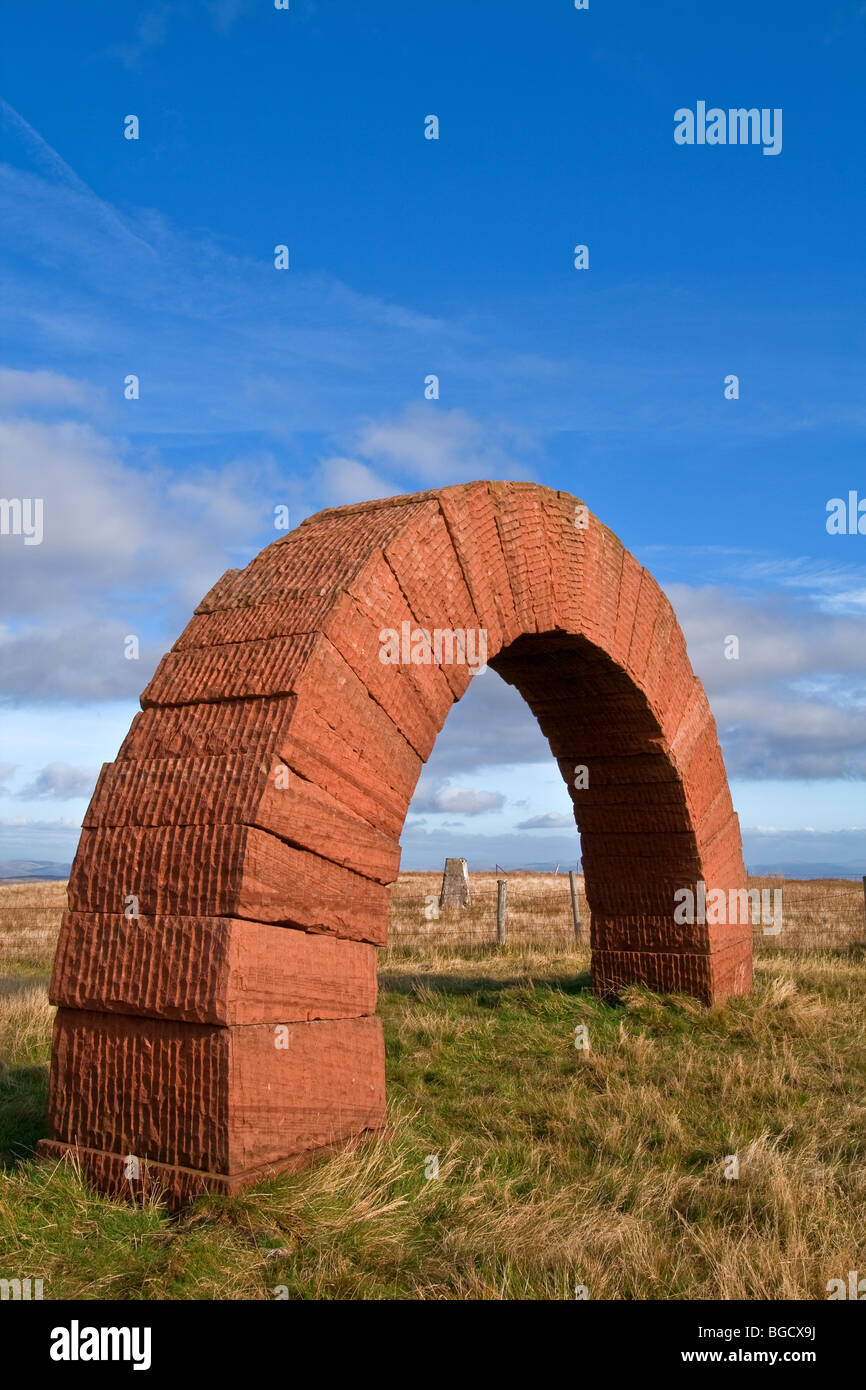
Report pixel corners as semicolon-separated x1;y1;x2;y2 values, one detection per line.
496;879;508;945
569;870;582;944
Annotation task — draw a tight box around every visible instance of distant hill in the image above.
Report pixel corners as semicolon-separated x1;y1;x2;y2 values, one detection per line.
0;857;859;883
747;863;863;880
0;859;71;881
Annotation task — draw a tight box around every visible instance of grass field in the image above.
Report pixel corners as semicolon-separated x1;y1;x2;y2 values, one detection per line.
1;873;865;1300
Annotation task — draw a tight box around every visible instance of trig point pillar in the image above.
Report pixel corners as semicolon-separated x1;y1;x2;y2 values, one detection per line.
440;857;470;909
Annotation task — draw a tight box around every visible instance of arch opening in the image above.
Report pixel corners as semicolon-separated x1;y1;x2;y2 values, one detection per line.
38;481;751;1204
489;630;713;993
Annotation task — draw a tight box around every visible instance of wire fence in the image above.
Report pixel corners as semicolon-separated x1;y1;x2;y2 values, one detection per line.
387;871;866;954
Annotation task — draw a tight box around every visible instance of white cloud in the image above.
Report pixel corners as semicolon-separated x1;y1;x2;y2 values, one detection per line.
411;780;506;816
0;618;163;703
669;583;866;686
355;404;534;487
313;405;536;504
0;367;102;413
667;582;866;778
0;394;281;700
515;812;574;830
317;456;394;506
16;762;99;800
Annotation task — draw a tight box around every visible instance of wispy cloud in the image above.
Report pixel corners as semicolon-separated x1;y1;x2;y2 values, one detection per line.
103;5;173;69
315;404;535;503
6;99;855;475
353;404;536;487
101;1;254;69
16;762;99;801
0;99;157;258
0;367;103;413
515;812;574;830
0;115;466;449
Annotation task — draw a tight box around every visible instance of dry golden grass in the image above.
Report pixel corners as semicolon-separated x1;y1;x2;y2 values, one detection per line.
389;870;586;952
0;880;66;979
1;872;861;975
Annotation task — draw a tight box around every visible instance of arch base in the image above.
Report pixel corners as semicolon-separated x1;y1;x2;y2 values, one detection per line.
35;1134;379;1211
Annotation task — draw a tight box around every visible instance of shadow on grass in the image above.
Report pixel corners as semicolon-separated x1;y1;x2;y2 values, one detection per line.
0;1063;48;1169
378;969;594;997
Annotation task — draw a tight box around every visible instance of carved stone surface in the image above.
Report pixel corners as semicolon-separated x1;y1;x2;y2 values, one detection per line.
39;481;751;1205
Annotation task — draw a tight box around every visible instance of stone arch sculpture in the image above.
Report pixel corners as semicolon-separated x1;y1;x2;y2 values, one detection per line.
39;481;751;1204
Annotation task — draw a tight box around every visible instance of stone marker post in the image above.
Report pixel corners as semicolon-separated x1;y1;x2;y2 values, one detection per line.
440;857;470;910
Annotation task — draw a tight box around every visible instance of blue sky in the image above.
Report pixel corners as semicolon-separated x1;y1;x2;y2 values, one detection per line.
0;0;864;874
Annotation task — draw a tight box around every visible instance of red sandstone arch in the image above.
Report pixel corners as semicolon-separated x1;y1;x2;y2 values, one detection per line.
38;481;751;1204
